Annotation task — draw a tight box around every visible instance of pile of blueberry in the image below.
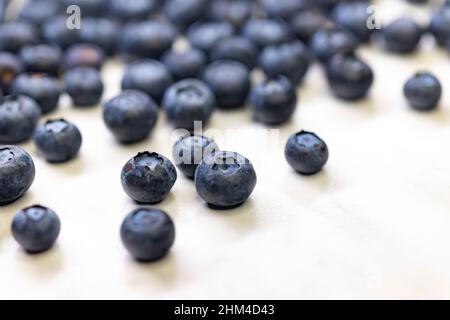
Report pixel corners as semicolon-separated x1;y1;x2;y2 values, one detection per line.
0;0;447;262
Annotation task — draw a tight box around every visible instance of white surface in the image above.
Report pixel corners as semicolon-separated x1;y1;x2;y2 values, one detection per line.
2;1;450;300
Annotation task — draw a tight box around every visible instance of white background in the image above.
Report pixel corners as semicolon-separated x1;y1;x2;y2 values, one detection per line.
1;0;450;299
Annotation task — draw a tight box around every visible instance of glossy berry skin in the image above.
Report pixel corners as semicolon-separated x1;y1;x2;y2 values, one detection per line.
121;152;177;204
11;74;61;114
0;21;37;53
250;76;297;125
331;2;373;43
11;205;60;253
0;95;41;144
202;60;250;109
261;0;309;20
0;52;24;94
63;44;105;71
64;67;104;107
309;26;358;63
163;79;217;131
382;19;423;54
259;41;312;85
103;90;158;144
285;131;329;175
195;151;257;209
122;60;174;103
42;16;80;50
164;0;208;30
429;5;450;47
289;9;330;43
211;36;258;69
162;48;207;81
326;54;374;100
173;134;219;179
187;21;234;56
207;0;254;28
120;207;175;262
404;72;442;111
19;44;62;76
242;19;292;49
18;0;62;27
34;119;82;163
79;18;120;56
108;0;159;20
0;145;35;205
119;21;177;60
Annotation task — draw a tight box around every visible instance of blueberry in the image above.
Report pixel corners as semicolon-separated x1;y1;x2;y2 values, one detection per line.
122;60;174;103
242;18;292;49
19;44;62;76
195;151;257;209
120;207;175;262
404;72;442;111
326;54;374;100
210;36;258;69
202;60;250;109
259;40;312;85
382;18;423;54
261;0;309;20
109;0;160;21
0;21;37;53
79;18;120;56
18;0;62;27
34;119;82;163
0;95;41;143
42;16;80;50
11;74;61;114
331;2;373;42
173;134;219;179
162;48;207;81
63;44;105;71
309;25;358;63
118;20;177;60
285;131;329;175
429;4;450;47
62;0;106;17
207;0;254;28
0;51;24;94
64;67;104;107
11;205;60;253
121;152;177;204
187;21;234;56
164;0;208;30
289;8;330;43
103;90;159;144
163;79;217;131
250;76;297;125
0;145;35;205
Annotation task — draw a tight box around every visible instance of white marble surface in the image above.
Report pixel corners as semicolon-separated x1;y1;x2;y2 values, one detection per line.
1;0;450;300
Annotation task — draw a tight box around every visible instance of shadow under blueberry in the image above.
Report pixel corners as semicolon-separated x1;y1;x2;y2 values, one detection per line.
127;251;179;286
15;244;64;276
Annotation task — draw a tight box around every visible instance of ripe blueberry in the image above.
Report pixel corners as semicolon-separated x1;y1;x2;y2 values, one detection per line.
64;67;104;107
404;72;442;111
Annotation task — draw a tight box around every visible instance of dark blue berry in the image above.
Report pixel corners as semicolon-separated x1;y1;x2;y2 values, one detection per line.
326;54;374;100
242;18;292;49
122;60;174;103
0;95;41;144
195;151;257;209
331;2;373;42
250;76;297;125
103;90;158;144
19;44;62;76
404;72;442;111
11;205;60;253
207;0;254;28
259;40;312;85
429;4;450;47
382;18;423;54
162;48;207;81
289;8;330;43
0;52;24;94
0;145;35;205
63;44;105;71
285;131;329;175
79;18;120;56
121;152;177;204
0;21;37;53
18;0;62;27
173;134;219;179
34;119;82;163
121;207;175;262
261;0;309;20
202;60;250;109
187;21;234;56
42;16;80;50
163;79;217;131
64;67;104;107
62;0;106;17
309;25;358;63
108;0;159;21
210;36;258;69
164;0;208;31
